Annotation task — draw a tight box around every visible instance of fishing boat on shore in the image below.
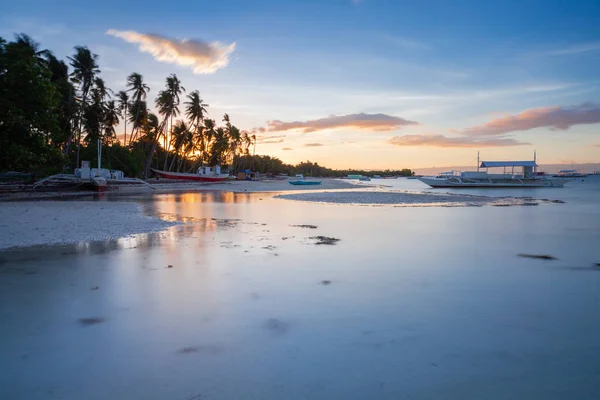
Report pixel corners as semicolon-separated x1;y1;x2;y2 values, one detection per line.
418;153;567;188
150;165;230;182
289;180;322;186
288;174;321;185
34;161;152;192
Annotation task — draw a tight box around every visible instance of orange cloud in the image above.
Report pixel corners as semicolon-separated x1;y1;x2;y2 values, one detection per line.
461;103;600;136
388;134;529;148
282;147;293;151
266;113;418;133
106;29;235;74
255;134;285;144
304;143;325;147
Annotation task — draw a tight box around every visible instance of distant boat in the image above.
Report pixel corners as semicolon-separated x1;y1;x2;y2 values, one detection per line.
289;180;321;185
359;176;371;181
418;154;567;188
552;169;589;178
151;166;230;182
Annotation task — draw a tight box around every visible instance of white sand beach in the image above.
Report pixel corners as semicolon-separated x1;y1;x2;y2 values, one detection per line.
0;202;178;250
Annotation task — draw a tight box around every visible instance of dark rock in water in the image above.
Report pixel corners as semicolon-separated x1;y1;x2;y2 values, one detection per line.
263;318;289;336
518;254;557;260
290;224;318;229
522;202;539;206
90;286;99;290
310;236;340;245
321;280;332;285
551;199;566;204
595;263;600;267
167;264;173;268
176;345;222;355
77;317;105;327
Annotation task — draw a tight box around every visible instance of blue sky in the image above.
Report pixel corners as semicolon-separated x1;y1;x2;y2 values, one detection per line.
3;0;600;169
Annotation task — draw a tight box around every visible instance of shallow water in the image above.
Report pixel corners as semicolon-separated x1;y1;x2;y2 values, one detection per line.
1;178;599;399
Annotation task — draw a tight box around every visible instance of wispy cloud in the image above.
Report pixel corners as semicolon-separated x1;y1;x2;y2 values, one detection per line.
304;143;325;147
461;103;600;136
106;29;235;74
388;135;529;148
544;41;600;56
266;113;418;133
255;134;285;144
282;147;293;151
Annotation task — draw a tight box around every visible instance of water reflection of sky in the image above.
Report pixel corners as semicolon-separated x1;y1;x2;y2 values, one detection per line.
1;179;600;399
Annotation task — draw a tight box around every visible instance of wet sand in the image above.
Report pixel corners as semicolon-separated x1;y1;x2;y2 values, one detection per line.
0;202;179;250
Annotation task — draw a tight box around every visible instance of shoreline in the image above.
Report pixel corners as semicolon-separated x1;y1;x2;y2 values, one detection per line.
0;178;364;202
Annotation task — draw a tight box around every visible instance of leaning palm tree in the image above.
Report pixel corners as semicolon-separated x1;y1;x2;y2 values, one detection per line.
116;91;129;144
68;46;99;167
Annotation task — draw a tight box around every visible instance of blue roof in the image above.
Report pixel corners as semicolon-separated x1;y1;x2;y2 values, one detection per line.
480;161;538;168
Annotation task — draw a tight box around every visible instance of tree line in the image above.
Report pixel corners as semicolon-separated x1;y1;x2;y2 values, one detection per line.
0;33;413;178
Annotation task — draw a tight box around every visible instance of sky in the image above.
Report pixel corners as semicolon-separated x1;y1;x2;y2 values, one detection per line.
2;0;600;169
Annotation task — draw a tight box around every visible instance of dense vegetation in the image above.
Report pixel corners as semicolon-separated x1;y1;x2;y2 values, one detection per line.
0;34;413;178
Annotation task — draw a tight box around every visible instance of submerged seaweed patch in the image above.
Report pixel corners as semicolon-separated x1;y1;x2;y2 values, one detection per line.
518;254;557;260
77;317;105;326
290;224;318;229
309;236;340;245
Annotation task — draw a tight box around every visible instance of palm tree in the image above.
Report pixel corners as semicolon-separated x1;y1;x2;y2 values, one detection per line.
202;118;217;166
126;72;150;103
168;120;191;172
184;90;209;167
103;100;120;144
162;74;185;170
116;91;129;144
68;46;99;167
184;90;208;130
125;72;149;144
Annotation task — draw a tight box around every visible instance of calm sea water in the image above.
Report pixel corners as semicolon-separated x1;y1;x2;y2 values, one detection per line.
1;177;599;399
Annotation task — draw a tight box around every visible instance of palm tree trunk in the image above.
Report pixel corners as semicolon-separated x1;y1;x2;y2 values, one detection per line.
144;139;159;179
168;150;178;172
123;110;127;145
163;116;172;171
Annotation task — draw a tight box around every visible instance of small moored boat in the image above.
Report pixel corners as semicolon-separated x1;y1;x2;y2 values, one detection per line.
289;180;322;186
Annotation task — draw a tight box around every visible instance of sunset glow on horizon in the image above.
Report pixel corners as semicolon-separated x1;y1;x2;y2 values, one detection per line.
4;0;599;169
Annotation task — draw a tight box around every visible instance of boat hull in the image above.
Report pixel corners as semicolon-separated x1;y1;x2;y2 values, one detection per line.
288;180;322;186
418;177;566;188
151;168;229;182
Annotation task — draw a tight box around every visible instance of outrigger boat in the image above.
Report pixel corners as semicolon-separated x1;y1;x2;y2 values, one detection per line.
150;165;230;182
552;169;589;178
289;180;322;186
418;153;567;188
288;174;321;185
